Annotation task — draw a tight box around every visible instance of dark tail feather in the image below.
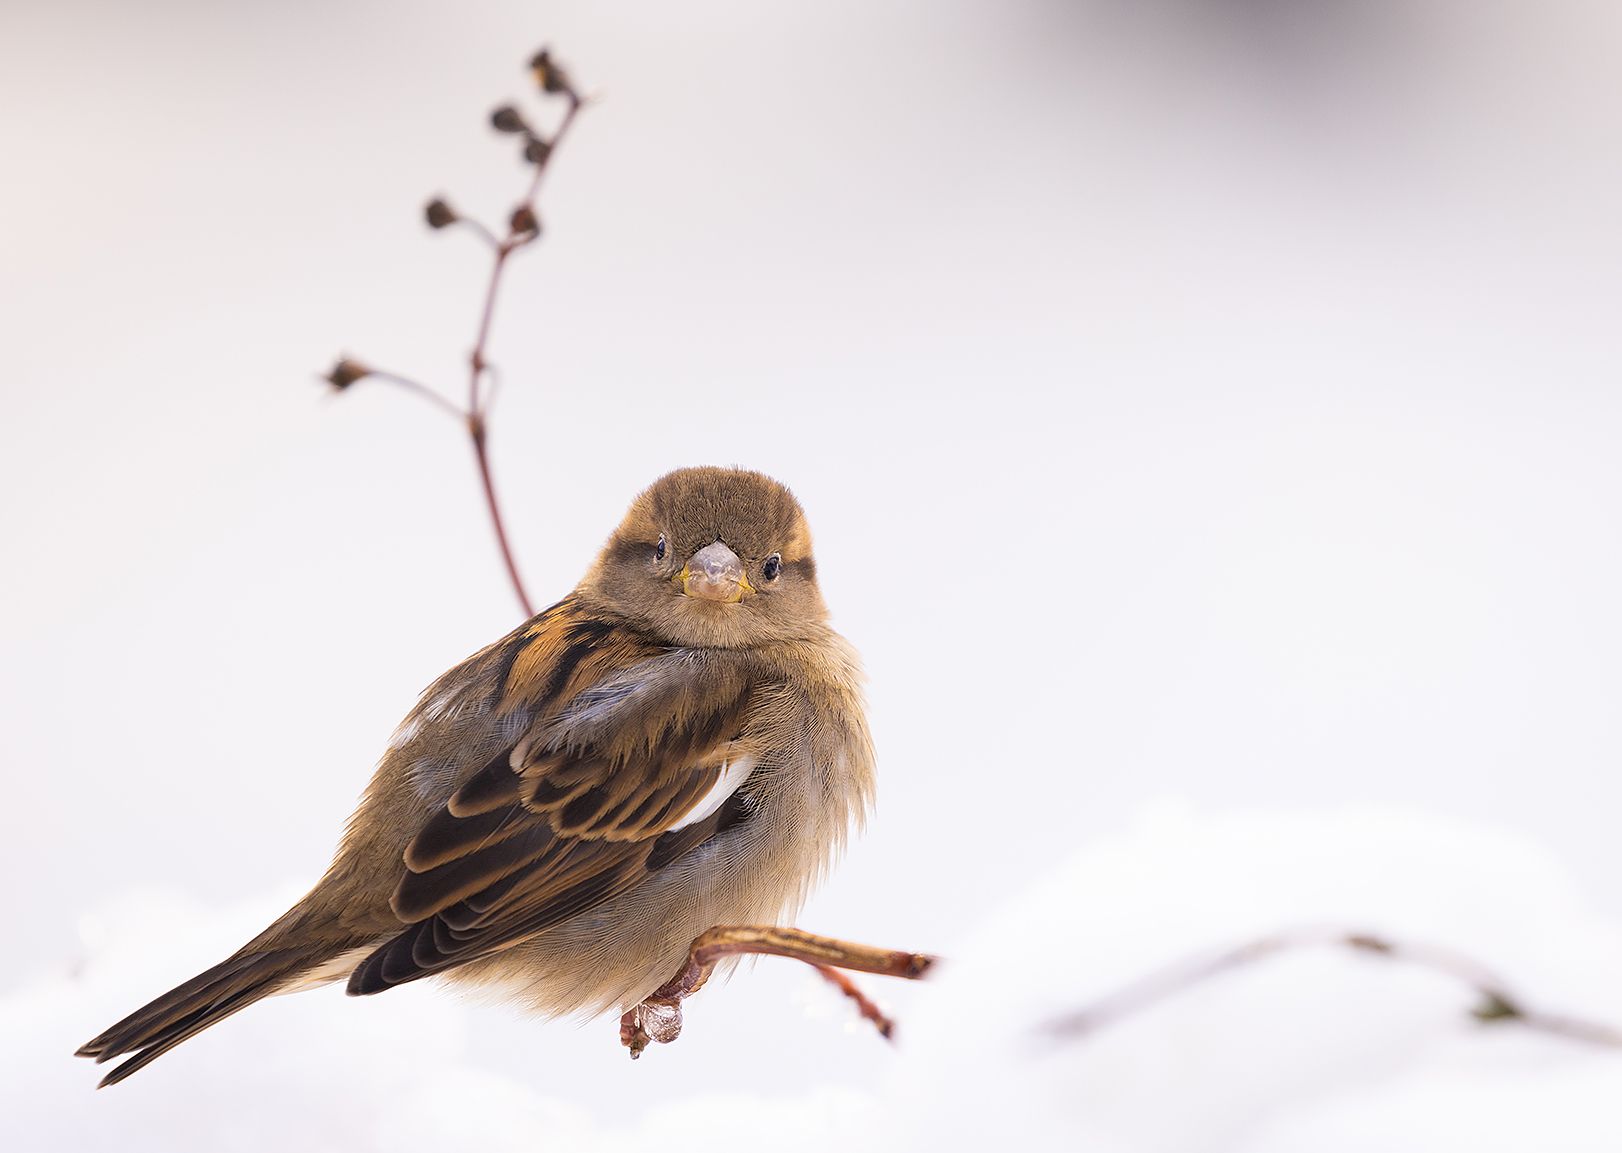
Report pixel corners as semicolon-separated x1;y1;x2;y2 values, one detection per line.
76;945;331;1087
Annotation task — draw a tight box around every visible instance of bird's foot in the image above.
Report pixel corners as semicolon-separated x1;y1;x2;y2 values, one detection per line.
619;996;684;1059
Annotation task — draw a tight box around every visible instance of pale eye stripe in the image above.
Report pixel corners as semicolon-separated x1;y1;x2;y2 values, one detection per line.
666;756;756;831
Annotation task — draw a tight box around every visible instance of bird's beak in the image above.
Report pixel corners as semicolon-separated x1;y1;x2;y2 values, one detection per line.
677;541;754;603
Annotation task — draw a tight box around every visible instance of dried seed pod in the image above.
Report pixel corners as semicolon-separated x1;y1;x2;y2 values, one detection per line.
522;134;552;165
528;48;575;98
325;358;372;390
490;105;528;134
509;204;540;237
424;198;458;229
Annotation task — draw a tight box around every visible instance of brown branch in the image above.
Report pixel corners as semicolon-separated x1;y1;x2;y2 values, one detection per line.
812;963;899;1040
365;370;465;420
684;925;937;982
1046;927;1622;1050
451;216;501;252
468;411;532;616
459;94;583;618
620;926;937;1058
327;51;588;620
468;94;582;419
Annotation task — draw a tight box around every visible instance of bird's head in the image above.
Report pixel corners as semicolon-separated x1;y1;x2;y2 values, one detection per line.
583;467;827;648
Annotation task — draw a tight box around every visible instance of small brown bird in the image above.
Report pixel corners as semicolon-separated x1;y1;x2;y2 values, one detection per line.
78;467;875;1086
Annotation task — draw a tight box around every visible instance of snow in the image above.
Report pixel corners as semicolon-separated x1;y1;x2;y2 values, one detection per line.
11;805;1622;1151
888;805;1622;1149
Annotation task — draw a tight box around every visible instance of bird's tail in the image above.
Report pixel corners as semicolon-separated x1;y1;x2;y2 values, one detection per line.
76;931;362;1087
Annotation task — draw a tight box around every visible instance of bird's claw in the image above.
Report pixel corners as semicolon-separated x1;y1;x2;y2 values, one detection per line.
620;996;683;1059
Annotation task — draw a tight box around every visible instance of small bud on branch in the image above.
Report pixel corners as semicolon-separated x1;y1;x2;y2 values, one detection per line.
490;104;529;134
324;358;372;390
529;48;577;100
424;198;458;230
509;204;540;239
523;134;552;166
325;48;588;620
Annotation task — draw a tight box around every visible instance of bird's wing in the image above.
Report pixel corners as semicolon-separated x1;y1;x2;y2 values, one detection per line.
347;608;765;994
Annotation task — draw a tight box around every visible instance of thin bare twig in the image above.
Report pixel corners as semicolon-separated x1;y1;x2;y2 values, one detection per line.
461;94;583;617
365;371;465;420
468;95;582;419
452;216;502;252
1046;927;1622;1049
812;962;900;1040
328;53;587;619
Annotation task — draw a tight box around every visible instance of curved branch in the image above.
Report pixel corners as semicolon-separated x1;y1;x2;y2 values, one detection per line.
329;57;587;620
1046;927;1622;1049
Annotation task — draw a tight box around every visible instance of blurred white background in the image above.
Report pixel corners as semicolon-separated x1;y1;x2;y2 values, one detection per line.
2;1;1620;1149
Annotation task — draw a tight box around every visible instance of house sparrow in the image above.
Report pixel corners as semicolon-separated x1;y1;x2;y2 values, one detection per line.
78;466;875;1086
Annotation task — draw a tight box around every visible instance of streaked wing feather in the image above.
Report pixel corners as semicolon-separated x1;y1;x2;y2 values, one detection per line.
348;608;765;995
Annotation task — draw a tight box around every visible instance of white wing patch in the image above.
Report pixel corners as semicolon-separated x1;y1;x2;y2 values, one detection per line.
667;755;757;831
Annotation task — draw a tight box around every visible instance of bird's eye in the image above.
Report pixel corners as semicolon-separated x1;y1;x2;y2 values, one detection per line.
762;553;782;582
655;534;667;562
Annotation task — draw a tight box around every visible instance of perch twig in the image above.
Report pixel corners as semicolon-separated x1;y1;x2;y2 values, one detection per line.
620;926;937;1057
